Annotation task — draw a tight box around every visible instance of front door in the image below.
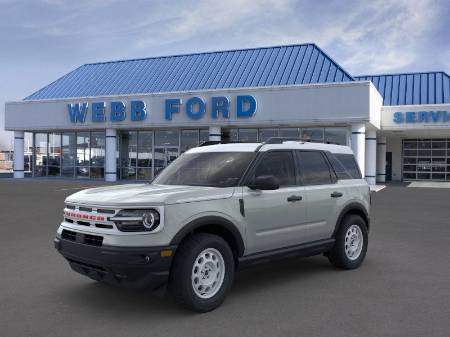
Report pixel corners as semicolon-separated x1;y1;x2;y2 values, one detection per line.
242;150;308;254
154;147;179;177
296;150;344;242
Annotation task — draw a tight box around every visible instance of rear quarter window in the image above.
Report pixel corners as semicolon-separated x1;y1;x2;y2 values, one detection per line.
296;151;334;185
328;153;362;179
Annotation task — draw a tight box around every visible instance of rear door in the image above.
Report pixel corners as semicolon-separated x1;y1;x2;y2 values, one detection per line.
296;150;345;242
242;150;308;254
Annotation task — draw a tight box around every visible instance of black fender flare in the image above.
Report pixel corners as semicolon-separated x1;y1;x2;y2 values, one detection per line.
170;216;245;257
333;202;370;237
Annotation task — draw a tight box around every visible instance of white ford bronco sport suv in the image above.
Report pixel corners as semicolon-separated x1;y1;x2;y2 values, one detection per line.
55;138;370;312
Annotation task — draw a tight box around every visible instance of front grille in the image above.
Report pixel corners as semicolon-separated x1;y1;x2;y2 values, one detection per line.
63;205;117;230
84;234;104;246
61;229;76;241
76;221;90;227
95;223;113;229
61;229;103;247
97;208;115;214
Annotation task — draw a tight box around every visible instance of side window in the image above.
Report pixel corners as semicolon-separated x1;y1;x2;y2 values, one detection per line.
327;153;352;180
252;151;296;187
297;151;333;185
334;154;362;179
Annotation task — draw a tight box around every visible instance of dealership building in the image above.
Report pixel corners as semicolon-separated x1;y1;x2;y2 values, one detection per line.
4;43;450;184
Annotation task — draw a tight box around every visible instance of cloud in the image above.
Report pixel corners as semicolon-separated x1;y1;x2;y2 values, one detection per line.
126;0;445;75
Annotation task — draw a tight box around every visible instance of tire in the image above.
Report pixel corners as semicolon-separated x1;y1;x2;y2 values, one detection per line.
169;233;235;312
328;214;368;269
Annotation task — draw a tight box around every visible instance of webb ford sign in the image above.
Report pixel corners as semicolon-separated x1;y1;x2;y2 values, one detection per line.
67;95;257;123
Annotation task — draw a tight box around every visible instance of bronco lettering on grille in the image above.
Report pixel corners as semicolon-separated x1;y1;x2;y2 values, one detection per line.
64;211;105;222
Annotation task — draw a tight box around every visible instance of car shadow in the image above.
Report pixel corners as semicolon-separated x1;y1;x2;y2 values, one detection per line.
56;255;336;316
231;255;334;295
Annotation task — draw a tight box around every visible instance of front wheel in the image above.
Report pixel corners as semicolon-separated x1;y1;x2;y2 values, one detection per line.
328;214;368;269
169;233;235;312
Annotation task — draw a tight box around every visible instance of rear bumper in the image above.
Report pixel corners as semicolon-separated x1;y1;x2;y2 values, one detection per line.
54;237;176;290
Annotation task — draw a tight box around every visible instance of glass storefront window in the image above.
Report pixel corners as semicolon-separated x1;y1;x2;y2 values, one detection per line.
324;127;348;145
120;131;137;180
181;130;198;153
155;130;179;146
279;128;300;138
238;129;258;142
258;128;279;142
76;132;90;178
301;128;324;142
62;133;75;177
90;132;105;179
199;129;209;143
138;131;153;180
28;127;353;181
47;133;61;176
34;133;47;177
228;129;238;142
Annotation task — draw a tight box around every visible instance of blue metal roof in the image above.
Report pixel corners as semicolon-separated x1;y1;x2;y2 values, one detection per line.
24;43;354;100
355;72;450;106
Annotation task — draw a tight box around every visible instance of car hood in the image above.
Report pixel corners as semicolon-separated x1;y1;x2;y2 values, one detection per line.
65;184;235;207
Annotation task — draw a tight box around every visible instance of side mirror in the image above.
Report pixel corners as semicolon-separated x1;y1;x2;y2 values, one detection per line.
248;175;279;190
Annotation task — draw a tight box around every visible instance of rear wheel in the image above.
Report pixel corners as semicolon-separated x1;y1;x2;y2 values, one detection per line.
328;214;368;269
169;233;235;312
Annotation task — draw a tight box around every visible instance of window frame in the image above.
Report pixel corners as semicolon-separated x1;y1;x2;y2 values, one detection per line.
332;153;362;180
241;150;297;188
295;150;337;186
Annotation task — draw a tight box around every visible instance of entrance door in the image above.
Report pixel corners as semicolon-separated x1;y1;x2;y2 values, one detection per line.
242;150;308;254
386;152;392;181
154;147;179;177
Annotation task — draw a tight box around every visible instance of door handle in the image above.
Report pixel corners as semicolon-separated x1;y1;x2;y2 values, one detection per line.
287;195;302;202
331;191;343;198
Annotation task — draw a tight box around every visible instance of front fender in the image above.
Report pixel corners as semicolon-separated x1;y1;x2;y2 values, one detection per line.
170;212;246;256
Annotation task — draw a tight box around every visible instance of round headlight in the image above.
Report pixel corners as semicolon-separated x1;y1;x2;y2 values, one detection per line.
142;210;160;230
113;209;161;232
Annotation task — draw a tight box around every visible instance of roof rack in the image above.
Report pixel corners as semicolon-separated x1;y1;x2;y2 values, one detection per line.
199;141;222;147
254;137;309;151
198;137;341;150
198;140;242;147
255;137;341;151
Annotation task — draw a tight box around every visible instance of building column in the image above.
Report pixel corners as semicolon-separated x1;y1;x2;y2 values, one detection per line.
351;123;366;178
376;136;387;183
209;126;221;141
13;131;25;179
365;130;377;185
105;129;117;182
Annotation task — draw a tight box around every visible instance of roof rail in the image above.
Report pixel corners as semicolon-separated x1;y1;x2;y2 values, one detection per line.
254;137;310;151
199;141;222;147
255;137;340;151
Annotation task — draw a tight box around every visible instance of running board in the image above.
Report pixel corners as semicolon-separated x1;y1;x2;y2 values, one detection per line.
237;238;335;270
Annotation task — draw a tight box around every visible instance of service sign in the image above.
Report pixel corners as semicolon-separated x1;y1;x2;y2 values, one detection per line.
393;111;450;124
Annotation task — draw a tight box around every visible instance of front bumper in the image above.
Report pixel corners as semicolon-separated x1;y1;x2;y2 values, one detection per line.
54;237;177;290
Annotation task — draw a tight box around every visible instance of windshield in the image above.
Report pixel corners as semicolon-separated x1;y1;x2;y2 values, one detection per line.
153;152;256;187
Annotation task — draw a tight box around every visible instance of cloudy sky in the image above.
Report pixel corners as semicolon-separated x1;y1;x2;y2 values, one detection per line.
1;0;449;147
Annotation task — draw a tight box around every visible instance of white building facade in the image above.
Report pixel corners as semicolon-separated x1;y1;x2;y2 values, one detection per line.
4;44;450;184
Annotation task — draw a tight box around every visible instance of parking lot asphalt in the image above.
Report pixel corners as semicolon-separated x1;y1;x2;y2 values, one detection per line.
1;179;449;337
